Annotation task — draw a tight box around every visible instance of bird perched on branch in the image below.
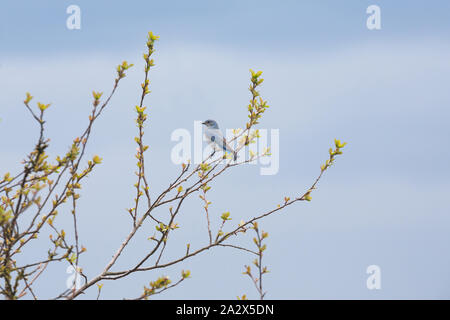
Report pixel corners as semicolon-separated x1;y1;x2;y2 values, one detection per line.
202;119;237;161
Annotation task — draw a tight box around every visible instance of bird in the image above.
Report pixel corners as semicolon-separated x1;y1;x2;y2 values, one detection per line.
202;119;238;161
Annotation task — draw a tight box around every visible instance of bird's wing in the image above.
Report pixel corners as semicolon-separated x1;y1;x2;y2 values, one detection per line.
204;128;221;143
205;128;234;153
222;138;236;154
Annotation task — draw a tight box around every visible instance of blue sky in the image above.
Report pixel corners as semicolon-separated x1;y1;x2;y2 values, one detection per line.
1;1;450;299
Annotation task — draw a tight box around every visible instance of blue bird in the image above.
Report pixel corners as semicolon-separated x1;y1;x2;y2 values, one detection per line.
202;119;237;161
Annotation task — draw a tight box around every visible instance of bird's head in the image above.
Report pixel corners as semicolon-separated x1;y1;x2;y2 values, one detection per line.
202;119;219;129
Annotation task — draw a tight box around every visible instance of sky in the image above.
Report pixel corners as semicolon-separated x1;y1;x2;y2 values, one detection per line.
1;0;450;299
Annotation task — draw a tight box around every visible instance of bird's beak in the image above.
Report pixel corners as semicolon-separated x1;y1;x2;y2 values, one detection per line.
201;121;206;125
